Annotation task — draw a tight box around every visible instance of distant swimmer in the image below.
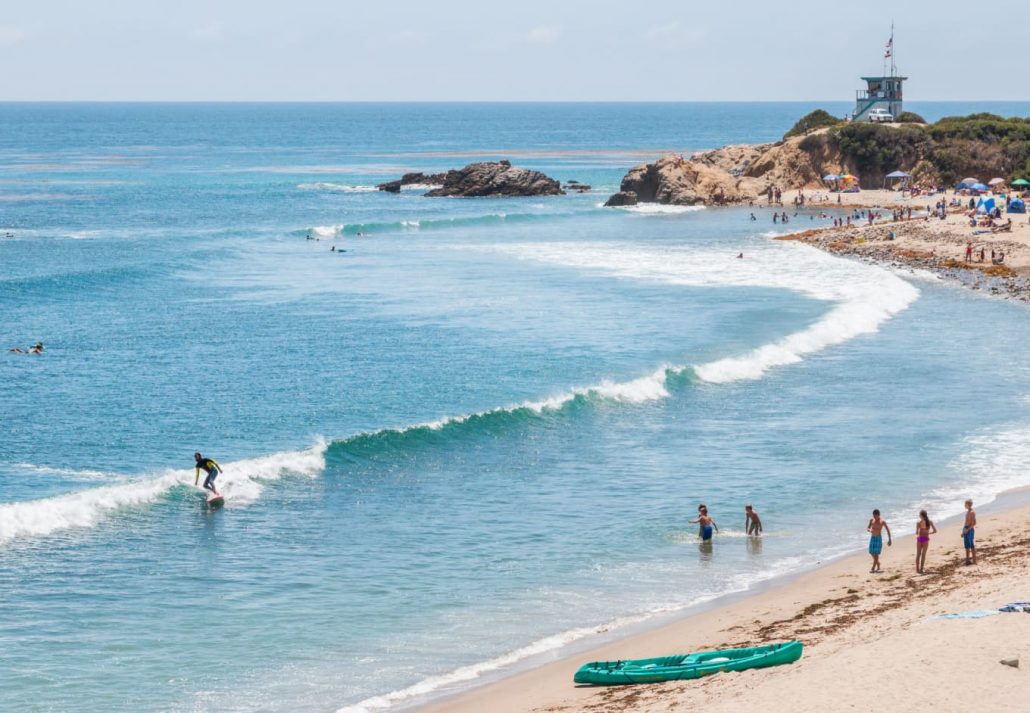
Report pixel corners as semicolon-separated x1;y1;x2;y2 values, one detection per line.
194;452;222;495
749;213;757;221
745;504;762;535
8;341;43;354
737;253;743;259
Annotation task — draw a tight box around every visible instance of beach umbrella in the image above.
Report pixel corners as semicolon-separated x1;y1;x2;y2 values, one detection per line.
960;177;979;186
971;183;989;191
823;174;840;181
886;170;911;178
988;177;1006;185
1012;178;1030;187
840;174;857;181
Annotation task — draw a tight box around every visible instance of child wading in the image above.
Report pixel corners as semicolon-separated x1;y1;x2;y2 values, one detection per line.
867;509;892;573
915;510;937;574
744;504;763;536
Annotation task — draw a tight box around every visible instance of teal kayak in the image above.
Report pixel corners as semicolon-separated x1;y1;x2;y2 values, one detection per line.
573;640;803;685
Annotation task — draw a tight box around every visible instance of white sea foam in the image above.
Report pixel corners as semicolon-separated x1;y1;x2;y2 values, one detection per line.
309;225;344;238
400;183;442;191
911;425;1030;523
298;183;377;193
0;440;327;544
613;203;707;215
488;240;919;384
13;463;109;480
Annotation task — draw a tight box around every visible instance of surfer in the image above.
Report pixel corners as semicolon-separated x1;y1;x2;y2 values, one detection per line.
194;452;222;495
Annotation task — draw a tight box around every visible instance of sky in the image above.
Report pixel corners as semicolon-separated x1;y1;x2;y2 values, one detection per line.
0;0;1022;101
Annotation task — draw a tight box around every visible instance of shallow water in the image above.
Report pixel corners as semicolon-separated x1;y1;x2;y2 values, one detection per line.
2;102;1030;712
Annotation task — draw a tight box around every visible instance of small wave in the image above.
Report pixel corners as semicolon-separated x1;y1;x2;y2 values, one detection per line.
0;440;327;544
298;213;523;238
12;463;109;481
334;611;664;713
297;183;377;193
612;203;707;215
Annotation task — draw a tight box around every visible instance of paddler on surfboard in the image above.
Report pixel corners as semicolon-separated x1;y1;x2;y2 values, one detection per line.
194;452;222;496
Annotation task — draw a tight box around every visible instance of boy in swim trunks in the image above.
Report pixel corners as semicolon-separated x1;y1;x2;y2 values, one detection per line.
745;504;763;536
962;499;977;565
867;509;892;573
690;506;719;542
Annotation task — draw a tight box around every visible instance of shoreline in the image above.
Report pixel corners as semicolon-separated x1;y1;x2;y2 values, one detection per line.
750;187;1030;301
418;487;1030;713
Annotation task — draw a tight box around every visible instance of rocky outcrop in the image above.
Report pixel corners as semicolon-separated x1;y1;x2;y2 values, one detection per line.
424;161;564;197
605;129;853;207
563;180;592;193
613;154;753;206
604;191;638;207
376;171;447;193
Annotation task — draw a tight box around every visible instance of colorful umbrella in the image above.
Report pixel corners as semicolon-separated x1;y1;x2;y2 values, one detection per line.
1012;178;1030;187
988;177;1006;185
960;177;979;186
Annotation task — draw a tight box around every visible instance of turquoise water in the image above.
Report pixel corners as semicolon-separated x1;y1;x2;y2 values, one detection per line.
3;102;1030;712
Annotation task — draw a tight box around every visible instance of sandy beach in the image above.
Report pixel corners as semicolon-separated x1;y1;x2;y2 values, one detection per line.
755;188;1030;300
424;500;1030;713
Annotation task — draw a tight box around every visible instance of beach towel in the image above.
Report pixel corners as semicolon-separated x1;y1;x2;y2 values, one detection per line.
935;609;1000;620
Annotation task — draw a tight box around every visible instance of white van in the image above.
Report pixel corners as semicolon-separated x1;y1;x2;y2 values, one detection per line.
868;108;894;123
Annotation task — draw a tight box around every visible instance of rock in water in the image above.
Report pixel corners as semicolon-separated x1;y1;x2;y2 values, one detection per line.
424;161;564;198
604;191;638;207
377;171;447;193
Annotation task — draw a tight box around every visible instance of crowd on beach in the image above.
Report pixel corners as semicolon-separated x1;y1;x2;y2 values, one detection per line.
693;499;978;576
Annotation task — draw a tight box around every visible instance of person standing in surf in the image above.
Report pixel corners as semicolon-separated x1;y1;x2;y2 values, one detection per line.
867;509;891;573
194;452;222;495
690;506;718;542
745;504;763;536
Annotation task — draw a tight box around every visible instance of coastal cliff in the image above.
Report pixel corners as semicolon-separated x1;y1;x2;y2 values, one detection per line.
607;113;1030;207
606;131;848;207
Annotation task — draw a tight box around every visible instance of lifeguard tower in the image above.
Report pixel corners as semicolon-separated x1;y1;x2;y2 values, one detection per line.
852;28;906;122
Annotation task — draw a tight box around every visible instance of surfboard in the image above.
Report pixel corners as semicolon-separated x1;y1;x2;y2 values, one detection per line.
206;492;225;508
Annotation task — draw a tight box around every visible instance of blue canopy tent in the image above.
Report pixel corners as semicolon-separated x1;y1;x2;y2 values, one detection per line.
971;183;989;193
1008;197;1026;214
884;170;911;190
976;197;996;214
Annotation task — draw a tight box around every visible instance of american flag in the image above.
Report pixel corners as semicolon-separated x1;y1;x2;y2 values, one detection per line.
885;36;893;59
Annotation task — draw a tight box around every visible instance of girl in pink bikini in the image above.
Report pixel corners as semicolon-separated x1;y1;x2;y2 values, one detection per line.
915;510;937;574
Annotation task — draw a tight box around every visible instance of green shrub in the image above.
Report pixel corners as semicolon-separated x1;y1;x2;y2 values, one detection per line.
784;110;842;139
895;111;926;124
833;123;930;179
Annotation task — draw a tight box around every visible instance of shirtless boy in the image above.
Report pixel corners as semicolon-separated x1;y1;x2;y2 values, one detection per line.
690;506;719;542
745;504;762;536
867;509;892;573
962;499;977;565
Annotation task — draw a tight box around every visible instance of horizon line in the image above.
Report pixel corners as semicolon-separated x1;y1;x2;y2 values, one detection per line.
1;99;1029;105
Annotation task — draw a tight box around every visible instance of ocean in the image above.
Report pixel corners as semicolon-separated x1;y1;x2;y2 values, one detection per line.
3;101;1030;712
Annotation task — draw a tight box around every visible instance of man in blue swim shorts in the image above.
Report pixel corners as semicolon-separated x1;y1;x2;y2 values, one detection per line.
962;499;977;565
866;509;892;573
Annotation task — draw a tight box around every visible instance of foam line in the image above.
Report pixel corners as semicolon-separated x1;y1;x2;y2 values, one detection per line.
488;240;919;384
